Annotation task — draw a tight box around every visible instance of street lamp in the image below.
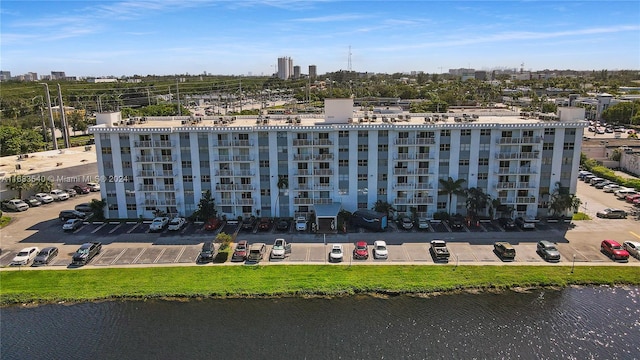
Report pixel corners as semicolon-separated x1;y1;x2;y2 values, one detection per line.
571;254;576;273
31;95;47;145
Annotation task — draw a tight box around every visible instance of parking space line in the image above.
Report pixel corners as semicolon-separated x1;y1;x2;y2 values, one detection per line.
132;248;146;263
111;249;127;264
174;247;186;262
109;224;123;234
630;231;640;240
91;223;107;234
153;248;166;263
127;223;140;234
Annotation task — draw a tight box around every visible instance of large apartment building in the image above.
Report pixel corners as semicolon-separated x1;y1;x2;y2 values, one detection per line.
89;100;587;222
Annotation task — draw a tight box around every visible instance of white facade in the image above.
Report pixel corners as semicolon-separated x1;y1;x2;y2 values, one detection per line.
89;110;586;220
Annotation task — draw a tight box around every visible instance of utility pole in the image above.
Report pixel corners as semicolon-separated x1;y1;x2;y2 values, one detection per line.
41;83;58;150
176;79;181;116
57;84;70;148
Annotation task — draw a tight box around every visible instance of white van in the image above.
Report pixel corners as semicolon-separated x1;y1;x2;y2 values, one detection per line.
614;188;638;199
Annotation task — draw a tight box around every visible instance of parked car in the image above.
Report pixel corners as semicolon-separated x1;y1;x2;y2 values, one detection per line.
398;216;414;230
600;239;629;261
59;210;86;221
578;171;593;180
625;194;640;203
615;188;637;199
257;218;272;231
231;240;249;262
23;198;42;207
1;199;29;212
594;180;613;189
50;189;70;201
71;242;102;265
602;184;622;193
430;240;450;262
32;247;59;266
10;247;39;266
64;188;77;197
75;203;93;213
34;192;54;204
149;217;169;232
204;217;222;231
295;217;308;231
353;241;369;260
494;242;516;261
596;208;627;219
72;184;91;194
197;241;215;263
623;241;640;259
86;182;101;192
241;217;256;231
514;217;536;230
63;218;84;231
497;217;517;231
270;238;292;260
373;240;388;259
329;244;344;262
447;215;465;230
247;243;266;262
167;217;186;231
276;219;290;231
417;218;430;230
589;177;606;186
536;241;561;262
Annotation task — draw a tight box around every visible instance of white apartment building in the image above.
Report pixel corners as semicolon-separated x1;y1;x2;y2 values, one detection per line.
89;100;587;221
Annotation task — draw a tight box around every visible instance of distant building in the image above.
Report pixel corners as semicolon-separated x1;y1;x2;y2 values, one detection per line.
87;78;118;83
277;57;293;80
309;65;317;79
293;65;301;79
0;71;11;81
51;71;66;80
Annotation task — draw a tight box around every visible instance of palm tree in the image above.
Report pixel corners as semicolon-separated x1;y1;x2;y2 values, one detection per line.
548;182;582;217
276;175;288;218
465;187;490;217
6;175;31;198
438;177;466;215
32;177;53;193
372;200;396;218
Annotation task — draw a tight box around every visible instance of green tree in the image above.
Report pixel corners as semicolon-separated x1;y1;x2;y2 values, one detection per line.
5;175;32;198
602;101;640;125
0;126;46;156
465;187;490;217
89;199;107;221
438;177;466;215
548;182;582;217
276;175;288;218
192;190;216;221
372;200;396;218
215;232;232;250
31;177;53;193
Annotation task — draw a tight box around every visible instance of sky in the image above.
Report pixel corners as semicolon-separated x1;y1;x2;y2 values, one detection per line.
1;1;639;77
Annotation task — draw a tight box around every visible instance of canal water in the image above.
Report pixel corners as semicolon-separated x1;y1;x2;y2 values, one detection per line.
2;286;639;359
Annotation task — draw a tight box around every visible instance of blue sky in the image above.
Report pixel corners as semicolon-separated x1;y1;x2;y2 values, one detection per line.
1;1;639;77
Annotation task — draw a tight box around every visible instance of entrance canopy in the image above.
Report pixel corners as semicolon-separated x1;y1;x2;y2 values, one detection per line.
314;203;342;233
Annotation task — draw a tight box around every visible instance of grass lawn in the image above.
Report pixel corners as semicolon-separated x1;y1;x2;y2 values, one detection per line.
1;265;639;306
0;216;11;228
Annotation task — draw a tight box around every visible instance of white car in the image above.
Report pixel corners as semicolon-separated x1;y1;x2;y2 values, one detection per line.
86;182;101;192
329;244;344;262
603;184;622;193
373;240;389;259
149;217;169;232
418;218;430;230
2;199;29;212
34;192;54;204
10;247;39;266
295;217;307;231
50;189;70;201
270;238;291;259
167;217;186;231
63;218;84;231
623;241;640;259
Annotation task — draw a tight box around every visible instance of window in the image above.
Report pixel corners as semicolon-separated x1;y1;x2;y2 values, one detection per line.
459;159;470;166
183;175;193;182
182;161;192;168
461;129;471;136
358;173;368;181
126;204;136;211
501;131;512;138
567;129;576;135
339;130;349;138
122;161;132;168
460;144;470;151
121;147;131;154
437;202;447;210
478;158;489;166
358;145;368;151
480;129;491;136
201;175;211;183
259;160;270;168
378;130;388;137
101;147;112;154
378;144;388;151
339;159;349;166
358;131;368;138
358;159;368;166
563;142;574;150
440;144;450;151
544;128;555;135
441;130;451;137
398;132;409;138
378;188;387;195
260;188;271;196
543;143;554;150
477;173;488;180
479;143;490;151
179;133;189;140
200;160;210;168
562;157;572;165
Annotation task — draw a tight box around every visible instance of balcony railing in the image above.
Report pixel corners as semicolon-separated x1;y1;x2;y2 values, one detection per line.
293;154;312;161
496;182;533;189
138;185;176;192
495;167;537;175
414;168;433;175
138;170;155;177
314;154;334;160
296;170;311;176
216;140;253;147
495;152;540;160
134;141;153;147
393;183;415;189
498;196;536;204
496;136;543;145
215;184;255;191
293;139;313;146
153;140;174;147
415;153;433;160
395;138;435;145
313;169;333;176
394;196;434;205
314;184;334;190
236;199;254;205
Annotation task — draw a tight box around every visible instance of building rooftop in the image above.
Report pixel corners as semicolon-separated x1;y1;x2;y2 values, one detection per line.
0;145;97;180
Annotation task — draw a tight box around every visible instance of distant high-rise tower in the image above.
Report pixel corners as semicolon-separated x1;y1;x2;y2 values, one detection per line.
308;65;317;79
293;66;301;79
277;57;293;80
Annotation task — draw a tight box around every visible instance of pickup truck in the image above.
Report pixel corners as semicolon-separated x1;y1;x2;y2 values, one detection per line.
430;240;450;262
270;238;292;260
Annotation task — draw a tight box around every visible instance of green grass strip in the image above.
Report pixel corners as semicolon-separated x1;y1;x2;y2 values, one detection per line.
1;265;639;306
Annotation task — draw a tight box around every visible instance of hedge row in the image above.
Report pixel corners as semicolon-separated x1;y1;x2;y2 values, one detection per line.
581;158;640;190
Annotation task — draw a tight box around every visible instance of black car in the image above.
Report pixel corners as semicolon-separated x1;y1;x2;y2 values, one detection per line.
497;217;517;230
447;216;465;230
197;241;215;263
276;219;290;231
72;185;91;194
75;203;93;213
241;217;256;231
59;210;87;221
32;247;59;266
23;198;42;207
71;242;102;265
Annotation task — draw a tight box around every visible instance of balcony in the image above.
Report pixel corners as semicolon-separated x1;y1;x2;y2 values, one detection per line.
294;197;314;205
138;170;155;177
138;185;177;192
313;169;333;176
215;155;253;162
395;153;413;160
215;184;255;191
218;199;234;205
293;154;312;161
216;140;252;147
157;199;177;206
314;184;334;190
293;139;313;146
498;196;536;204
495;152;540;160
394;196;434;205
393;183;415;189
395;138;435;145
496;182;533;189
393;168;412;175
414;168;433;175
495;167;537;175
496;136;543;145
415;153;433;160
153;140;174;147
415;183;433;190
236;199;254;205
157;155;175;162
134;140;153;148
136;155;154;162
314;153;334;160
295;184;312;190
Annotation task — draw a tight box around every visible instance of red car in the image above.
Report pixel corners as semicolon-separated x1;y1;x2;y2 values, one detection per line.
204;218;222;231
625;194;640;203
257;218;272;231
353;241;369;260
601;240;630;261
231;240;248;262
72;185;91;194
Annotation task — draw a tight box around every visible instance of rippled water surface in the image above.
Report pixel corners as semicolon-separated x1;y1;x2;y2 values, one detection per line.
2;286;639;359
